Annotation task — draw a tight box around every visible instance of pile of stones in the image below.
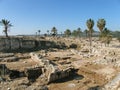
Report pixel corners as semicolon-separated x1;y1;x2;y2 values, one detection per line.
30;52;77;83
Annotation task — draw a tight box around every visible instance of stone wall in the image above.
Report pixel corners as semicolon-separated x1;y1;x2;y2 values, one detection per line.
0;38;36;51
0;37;62;52
30;53;77;83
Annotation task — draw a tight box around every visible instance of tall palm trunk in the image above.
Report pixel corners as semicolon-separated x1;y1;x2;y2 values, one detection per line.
5;31;8;37
99;31;102;47
5;27;9;37
89;30;92;53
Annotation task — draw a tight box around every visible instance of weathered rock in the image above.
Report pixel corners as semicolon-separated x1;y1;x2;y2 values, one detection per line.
3;57;18;62
10;38;20;50
102;73;120;90
0;64;10;76
30;53;77;83
69;43;77;49
21;40;35;49
0;53;14;58
0;38;6;51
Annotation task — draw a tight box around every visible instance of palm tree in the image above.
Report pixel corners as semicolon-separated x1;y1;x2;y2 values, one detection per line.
84;29;88;38
38;30;41;36
106;35;112;46
64;29;71;37
35;32;37;37
77;27;82;38
51;27;57;36
0;19;12;37
97;19;106;33
47;30;49;35
86;18;94;50
72;30;78;37
100;28;112;46
101;28;110;36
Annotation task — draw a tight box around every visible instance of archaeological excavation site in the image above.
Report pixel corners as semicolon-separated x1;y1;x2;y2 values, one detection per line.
1;0;120;90
0;36;120;90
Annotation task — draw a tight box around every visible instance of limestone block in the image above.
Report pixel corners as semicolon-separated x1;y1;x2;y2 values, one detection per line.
0;53;14;58
103;73;120;90
4;38;11;50
0;38;6;51
10;38;20;50
21;40;35;49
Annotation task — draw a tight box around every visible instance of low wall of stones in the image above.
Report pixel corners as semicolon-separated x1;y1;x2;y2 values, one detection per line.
48;68;75;83
0;37;59;52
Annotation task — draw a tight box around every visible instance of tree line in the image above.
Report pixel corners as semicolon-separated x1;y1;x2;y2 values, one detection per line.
0;19;120;45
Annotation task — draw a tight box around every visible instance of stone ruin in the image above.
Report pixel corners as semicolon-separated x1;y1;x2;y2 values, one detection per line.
102;73;120;90
0;52;77;84
0;64;9;77
0;64;24;81
0;53;30;62
29;52;77;83
0;53;18;62
0;37;68;52
24;66;43;82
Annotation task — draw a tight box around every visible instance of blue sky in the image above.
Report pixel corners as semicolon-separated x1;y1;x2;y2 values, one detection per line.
0;0;120;35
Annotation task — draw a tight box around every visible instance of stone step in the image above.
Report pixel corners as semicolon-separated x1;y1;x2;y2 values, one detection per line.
0;56;18;62
0;53;14;58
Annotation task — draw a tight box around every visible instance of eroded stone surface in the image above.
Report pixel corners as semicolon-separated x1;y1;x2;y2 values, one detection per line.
30;53;77;83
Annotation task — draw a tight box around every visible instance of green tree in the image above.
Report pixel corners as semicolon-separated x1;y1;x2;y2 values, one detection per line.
100;28;110;37
72;30;78;37
35;32;37;37
47;30;49;35
97;19;106;33
51;27;57;36
84;29;88;38
64;29;71;37
38;30;41;36
77;27;82;38
86;18;94;50
100;28;112;46
106;35;112;46
0;19;12;37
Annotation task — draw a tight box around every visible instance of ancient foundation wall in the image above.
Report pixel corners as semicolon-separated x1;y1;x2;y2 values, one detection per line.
0;37;57;51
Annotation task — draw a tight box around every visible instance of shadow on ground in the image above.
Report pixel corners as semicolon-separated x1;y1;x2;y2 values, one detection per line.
53;73;84;83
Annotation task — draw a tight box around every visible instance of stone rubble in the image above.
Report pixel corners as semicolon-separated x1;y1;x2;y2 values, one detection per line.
102;73;120;90
30;52;77;83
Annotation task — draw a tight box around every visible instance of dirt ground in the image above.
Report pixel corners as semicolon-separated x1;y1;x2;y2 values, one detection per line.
0;37;120;90
0;51;106;90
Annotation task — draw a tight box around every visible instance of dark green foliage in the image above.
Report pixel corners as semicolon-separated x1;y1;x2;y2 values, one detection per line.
72;30;78;37
64;29;71;37
100;28;112;46
51;27;57;36
84;29;88;38
97;19;106;32
72;28;82;37
38;30;41;36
